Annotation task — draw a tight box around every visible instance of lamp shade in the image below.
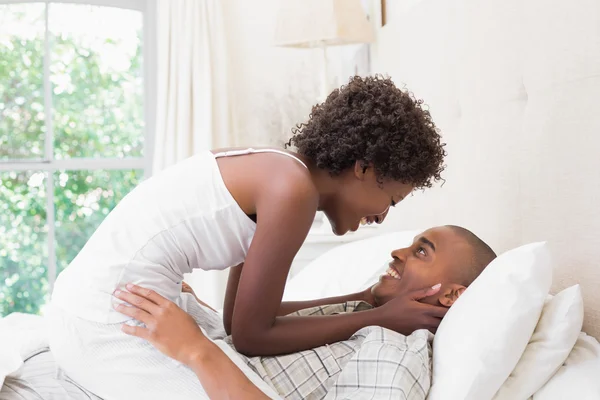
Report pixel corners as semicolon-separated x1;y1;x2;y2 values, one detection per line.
274;0;375;48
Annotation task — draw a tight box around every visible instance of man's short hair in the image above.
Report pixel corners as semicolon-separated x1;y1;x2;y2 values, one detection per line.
446;225;497;286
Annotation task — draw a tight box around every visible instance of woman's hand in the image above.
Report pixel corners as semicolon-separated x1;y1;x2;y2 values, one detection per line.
181;281;217;312
113;284;207;365
181;281;196;296
377;283;448;334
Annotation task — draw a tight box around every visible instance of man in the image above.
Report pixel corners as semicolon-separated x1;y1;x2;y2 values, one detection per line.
2;226;495;400
111;225;496;400
229;225;496;398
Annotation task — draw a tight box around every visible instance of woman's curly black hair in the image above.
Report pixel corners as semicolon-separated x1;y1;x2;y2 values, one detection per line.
286;75;446;189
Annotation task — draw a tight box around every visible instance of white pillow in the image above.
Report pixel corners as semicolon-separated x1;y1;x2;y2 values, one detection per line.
494;284;584;399
283;230;421;301
428;242;552;400
533;332;600;400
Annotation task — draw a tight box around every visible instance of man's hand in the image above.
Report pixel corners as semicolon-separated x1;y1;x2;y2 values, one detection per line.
114;284;269;400
376;283;448;334
113;284;208;365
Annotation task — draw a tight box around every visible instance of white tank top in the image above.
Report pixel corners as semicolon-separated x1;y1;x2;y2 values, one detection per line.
51;149;308;323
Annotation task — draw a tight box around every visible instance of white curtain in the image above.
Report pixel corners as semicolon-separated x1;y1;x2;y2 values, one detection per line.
153;0;232;309
153;0;232;173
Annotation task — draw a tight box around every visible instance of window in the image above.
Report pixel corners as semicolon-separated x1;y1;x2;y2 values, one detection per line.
0;0;156;316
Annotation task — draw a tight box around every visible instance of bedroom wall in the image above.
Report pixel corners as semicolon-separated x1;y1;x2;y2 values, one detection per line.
368;0;461;237
222;0;320;147
371;0;600;336
222;0;372;148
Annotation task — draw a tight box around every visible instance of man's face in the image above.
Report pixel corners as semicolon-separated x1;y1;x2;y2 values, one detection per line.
371;226;474;307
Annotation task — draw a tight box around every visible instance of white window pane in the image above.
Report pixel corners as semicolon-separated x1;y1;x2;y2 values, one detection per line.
0;3;46;160
49;4;144;159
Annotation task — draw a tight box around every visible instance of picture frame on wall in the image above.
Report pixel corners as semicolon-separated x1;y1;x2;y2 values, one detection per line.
367;0;384;28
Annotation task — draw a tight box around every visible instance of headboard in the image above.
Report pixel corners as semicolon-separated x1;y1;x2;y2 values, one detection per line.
373;0;600;338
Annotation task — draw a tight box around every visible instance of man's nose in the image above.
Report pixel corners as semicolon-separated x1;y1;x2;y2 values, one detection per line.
390;247;408;262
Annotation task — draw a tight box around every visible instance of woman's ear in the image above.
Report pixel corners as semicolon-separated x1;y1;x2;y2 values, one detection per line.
354;161;376;181
354;160;368;180
438;284;466;307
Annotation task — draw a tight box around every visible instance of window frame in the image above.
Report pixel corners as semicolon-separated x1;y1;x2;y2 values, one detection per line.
0;0;157;289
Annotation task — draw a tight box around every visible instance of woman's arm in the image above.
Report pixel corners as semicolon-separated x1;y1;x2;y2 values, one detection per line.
228;176;387;356
228;168;448;356
114;286;269;400
224;264;374;321
223;263;243;335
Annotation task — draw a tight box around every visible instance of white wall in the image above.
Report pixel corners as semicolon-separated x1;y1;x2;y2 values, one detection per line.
384;0;423;21
222;0;320;147
370;0;600;337
222;0;372;148
369;0;457;237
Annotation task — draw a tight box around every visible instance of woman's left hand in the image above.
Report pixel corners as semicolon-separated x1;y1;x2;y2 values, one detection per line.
113;283;207;365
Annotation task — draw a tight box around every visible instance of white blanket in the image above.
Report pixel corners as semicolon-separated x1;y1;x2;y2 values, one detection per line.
0;313;49;388
4;309;600;400
0;311;280;399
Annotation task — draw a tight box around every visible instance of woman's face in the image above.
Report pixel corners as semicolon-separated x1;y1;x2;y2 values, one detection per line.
322;163;414;235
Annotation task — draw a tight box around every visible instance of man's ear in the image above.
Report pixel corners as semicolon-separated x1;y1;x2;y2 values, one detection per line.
438;284;466;307
354;161;369;180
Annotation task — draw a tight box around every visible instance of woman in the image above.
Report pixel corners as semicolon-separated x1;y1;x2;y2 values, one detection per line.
48;75;447;399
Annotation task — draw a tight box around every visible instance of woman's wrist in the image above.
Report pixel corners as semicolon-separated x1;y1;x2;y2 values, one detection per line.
359;287;377;306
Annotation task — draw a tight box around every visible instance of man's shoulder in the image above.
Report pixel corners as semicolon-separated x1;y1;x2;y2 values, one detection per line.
292;301;373;317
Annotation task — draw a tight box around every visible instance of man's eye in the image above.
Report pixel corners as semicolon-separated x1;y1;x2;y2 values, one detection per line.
391;198;397;207
417;247;426;256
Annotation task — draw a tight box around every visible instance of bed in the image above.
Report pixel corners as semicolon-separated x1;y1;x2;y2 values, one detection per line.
2;0;600;398
3;230;600;400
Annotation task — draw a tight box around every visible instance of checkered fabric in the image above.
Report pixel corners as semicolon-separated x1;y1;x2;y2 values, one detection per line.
324;326;432;400
225;302;432;400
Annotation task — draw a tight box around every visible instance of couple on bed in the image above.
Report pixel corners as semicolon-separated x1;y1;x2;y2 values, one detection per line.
47;76;496;399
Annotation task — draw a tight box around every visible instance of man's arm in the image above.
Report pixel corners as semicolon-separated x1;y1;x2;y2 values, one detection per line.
187;339;269;400
114;285;269;400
